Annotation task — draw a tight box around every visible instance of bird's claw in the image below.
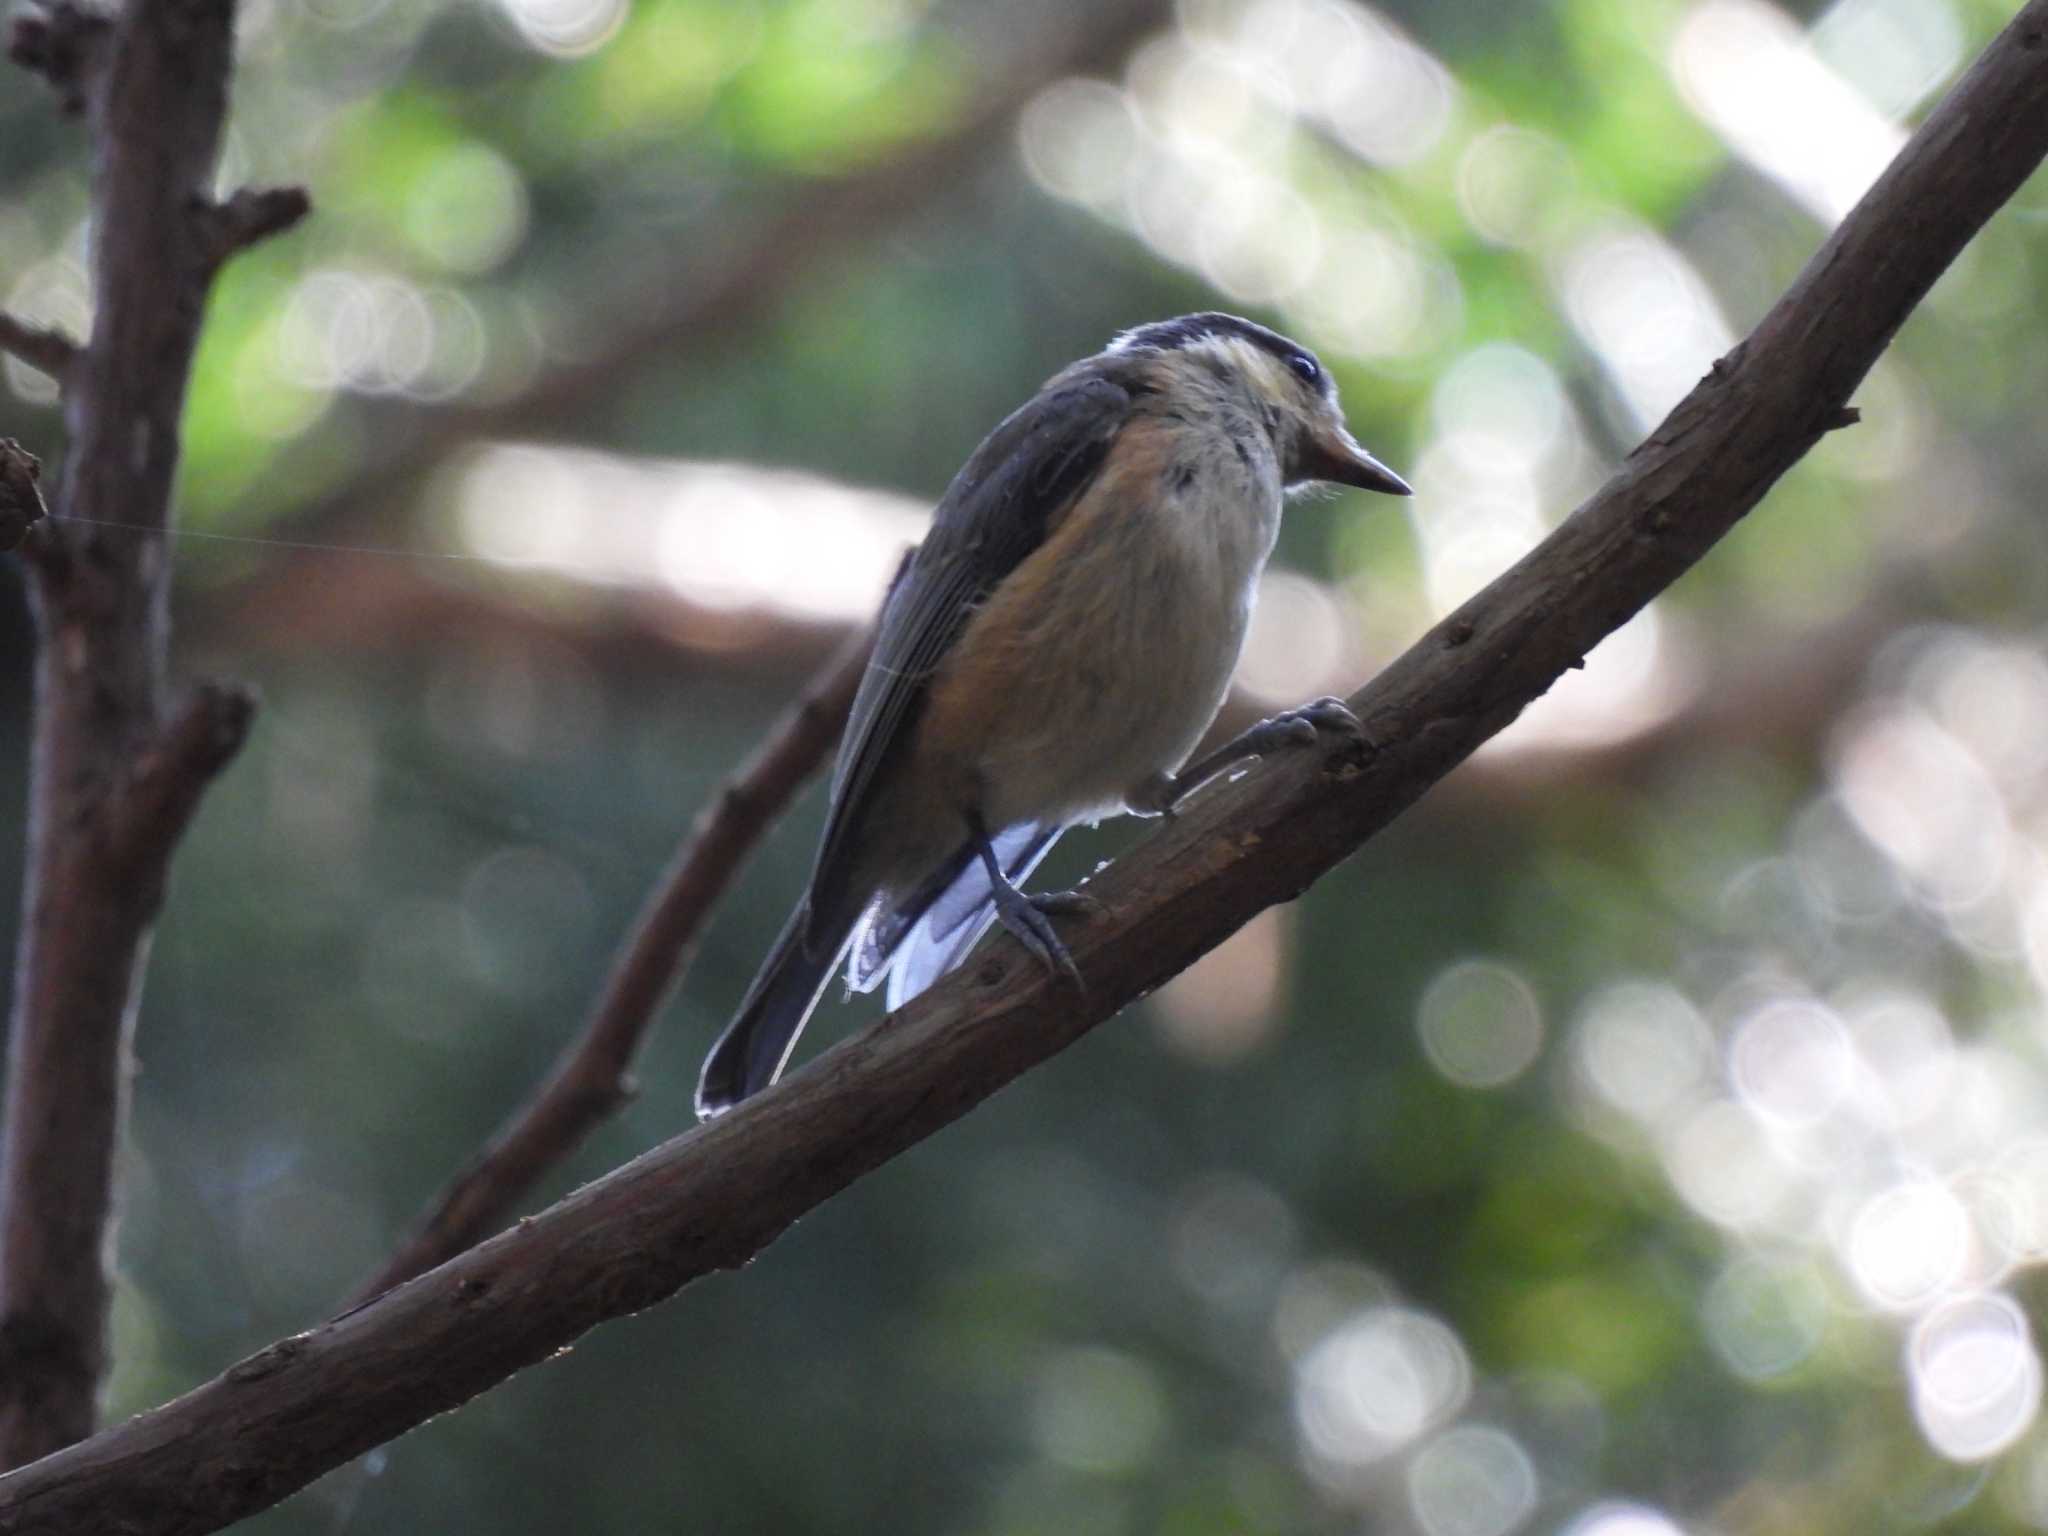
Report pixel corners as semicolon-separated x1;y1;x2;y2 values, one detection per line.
1031;889;1107;919
1125;772;1180;819
991;884;1098;993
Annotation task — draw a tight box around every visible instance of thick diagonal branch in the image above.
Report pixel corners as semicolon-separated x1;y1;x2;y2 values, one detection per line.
351;628;871;1304
2;3;2045;1529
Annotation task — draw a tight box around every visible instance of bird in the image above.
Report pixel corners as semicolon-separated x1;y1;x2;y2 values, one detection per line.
695;312;1412;1118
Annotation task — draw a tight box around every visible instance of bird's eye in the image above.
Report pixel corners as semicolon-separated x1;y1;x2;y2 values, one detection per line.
1288;352;1320;385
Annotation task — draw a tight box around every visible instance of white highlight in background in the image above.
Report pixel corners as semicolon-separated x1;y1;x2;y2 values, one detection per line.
1671;0;1906;224
1417;959;1544;1089
1811;0;1963;117
1295;1306;1472;1468
1408;1424;1540;1536
1573;981;1716;1124
1845;1178;1971;1310
1910;1293;2042;1461
1559;226;1734;433
1560;1503;1687;1536
454;447;925;621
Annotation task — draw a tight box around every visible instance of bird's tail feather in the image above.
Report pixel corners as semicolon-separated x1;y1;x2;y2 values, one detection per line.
700;821;1065;1117
695;904;845;1119
881;823;1064;1010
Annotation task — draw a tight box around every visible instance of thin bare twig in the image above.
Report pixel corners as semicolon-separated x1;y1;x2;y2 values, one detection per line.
193;185;312;267
2;2;2044;1526
351;626;873;1304
193;185;313;268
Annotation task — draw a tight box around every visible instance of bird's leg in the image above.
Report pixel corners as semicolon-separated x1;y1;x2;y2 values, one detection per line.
969;811;1100;991
1127;696;1368;818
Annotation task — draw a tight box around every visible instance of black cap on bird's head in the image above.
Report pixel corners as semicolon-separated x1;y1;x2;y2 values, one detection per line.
1110;312;1412;497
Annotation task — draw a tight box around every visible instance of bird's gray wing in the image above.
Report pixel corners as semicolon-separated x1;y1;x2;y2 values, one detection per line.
802;368;1135;945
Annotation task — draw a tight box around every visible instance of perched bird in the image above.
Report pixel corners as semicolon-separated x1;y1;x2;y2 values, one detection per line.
696;312;1411;1118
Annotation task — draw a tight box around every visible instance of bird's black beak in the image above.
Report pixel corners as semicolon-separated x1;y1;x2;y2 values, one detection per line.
1303;427;1412;496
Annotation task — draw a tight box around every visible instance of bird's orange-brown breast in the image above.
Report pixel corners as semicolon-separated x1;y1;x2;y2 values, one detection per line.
910;416;1174;786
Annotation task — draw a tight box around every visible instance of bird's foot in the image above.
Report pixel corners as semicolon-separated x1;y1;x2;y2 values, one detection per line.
1242;695;1367;755
1130;697;1371;818
990;883;1102;992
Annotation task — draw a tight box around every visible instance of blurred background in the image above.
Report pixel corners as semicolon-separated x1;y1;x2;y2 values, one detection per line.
5;0;2048;1530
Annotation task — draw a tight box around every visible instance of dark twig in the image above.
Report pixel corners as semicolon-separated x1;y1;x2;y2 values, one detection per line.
193;185;312;267
5;1;110;115
1;1;2044;1525
350;627;873;1305
0;318;77;386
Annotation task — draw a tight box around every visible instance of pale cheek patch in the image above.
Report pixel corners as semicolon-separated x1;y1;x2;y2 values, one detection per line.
1201;336;1284;398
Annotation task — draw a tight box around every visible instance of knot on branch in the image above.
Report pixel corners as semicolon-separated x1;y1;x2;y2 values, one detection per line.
0;438;49;554
224;1334;310;1384
6;0;109;115
153;679;259;786
194;185;313;269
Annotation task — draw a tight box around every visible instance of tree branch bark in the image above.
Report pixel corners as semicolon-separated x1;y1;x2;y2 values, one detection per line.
349;626;872;1304
1;1;2044;1527
0;0;305;1469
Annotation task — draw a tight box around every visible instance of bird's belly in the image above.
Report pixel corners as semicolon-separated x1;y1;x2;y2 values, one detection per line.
986;605;1241;824
907;419;1282;848
934;522;1261;829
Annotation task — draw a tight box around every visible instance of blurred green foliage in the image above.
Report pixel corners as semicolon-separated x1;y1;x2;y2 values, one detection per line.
7;0;2048;1532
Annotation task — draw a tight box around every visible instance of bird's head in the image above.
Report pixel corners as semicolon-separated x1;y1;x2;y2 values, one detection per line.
1110;312;1412;497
